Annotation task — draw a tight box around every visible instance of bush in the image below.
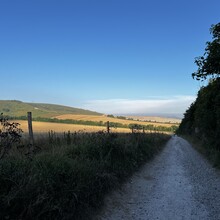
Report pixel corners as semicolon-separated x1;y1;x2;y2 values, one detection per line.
0;113;23;159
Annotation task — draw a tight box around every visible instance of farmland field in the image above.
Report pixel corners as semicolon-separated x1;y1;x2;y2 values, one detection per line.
16;120;130;133
15;113;179;134
54;114;178;127
126;115;181;123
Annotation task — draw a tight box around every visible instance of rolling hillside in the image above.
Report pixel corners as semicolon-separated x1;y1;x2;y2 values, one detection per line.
0;100;101;118
0;100;179;133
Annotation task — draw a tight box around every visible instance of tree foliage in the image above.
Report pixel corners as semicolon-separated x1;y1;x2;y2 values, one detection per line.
177;78;220;150
178;102;196;135
0;113;23;159
192;22;220;81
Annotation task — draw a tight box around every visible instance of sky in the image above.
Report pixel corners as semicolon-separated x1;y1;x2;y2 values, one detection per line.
0;0;219;117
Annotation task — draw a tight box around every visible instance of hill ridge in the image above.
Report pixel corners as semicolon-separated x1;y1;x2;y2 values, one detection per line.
0;100;101;118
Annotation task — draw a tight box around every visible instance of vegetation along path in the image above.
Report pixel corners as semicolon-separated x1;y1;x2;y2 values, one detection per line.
95;136;220;220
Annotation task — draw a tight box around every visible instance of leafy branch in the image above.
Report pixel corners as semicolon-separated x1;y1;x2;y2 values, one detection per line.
0;113;23;159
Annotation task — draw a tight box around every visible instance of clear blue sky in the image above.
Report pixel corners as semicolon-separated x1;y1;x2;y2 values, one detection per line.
0;0;219;116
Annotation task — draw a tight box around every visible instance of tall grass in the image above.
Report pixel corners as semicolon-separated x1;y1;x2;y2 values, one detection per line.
0;131;170;219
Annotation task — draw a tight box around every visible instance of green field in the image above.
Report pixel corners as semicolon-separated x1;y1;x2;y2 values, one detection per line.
0;100;101;118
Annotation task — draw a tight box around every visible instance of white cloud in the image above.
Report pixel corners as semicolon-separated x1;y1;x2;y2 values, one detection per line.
82;96;196;117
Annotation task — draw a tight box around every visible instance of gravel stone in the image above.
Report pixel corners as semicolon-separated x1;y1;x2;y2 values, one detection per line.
95;136;220;220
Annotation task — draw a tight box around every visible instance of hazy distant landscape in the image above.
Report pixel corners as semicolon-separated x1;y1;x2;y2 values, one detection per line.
0;100;179;134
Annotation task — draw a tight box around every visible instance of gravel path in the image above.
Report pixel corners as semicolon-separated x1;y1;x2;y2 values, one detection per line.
95;136;220;220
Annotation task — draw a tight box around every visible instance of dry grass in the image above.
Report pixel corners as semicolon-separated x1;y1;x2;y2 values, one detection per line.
54;114;177;127
127;116;181;123
16;120;131;133
0;132;170;220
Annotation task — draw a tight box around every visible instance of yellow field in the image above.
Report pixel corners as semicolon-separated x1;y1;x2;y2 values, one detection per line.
16;120;130;134
126;116;181;124
54;114;176;127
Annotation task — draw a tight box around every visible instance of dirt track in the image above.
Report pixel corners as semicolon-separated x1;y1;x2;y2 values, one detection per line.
95;136;220;220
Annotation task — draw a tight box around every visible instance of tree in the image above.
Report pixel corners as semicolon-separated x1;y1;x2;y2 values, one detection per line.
129;124;143;133
192;22;220;81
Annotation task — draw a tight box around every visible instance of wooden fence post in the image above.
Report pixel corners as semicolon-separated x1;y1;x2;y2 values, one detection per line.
107;121;110;133
27;112;34;155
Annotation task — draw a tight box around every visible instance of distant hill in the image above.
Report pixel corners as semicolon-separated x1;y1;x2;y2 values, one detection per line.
0;100;101;118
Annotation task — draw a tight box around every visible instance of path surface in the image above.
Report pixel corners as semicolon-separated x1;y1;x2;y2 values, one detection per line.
95;136;220;220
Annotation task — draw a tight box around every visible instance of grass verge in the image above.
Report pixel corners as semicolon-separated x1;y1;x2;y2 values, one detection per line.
181;135;220;168
0;132;170;219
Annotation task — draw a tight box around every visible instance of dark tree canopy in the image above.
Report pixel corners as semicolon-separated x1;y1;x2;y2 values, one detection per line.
177;78;220;151
192;22;220;81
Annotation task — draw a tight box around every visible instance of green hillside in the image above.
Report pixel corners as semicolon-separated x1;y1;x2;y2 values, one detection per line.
0;100;101;118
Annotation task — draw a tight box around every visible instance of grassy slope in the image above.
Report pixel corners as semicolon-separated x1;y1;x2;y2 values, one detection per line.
181;135;220;168
0;132;170;220
0;100;101;117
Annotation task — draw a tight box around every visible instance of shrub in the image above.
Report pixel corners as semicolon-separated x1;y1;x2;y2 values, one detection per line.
0;113;23;159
